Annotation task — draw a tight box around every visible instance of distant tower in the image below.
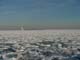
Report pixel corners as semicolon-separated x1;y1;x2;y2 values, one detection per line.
21;26;24;31
19;25;25;43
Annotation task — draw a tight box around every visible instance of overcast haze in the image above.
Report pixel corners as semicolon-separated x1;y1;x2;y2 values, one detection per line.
0;0;80;29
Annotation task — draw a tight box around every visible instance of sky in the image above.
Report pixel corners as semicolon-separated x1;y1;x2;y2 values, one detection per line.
0;0;80;29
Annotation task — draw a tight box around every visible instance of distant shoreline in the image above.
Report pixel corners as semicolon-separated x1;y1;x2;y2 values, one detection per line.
0;29;80;31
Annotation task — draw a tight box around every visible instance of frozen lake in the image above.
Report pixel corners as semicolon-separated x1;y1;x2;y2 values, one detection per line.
0;30;80;60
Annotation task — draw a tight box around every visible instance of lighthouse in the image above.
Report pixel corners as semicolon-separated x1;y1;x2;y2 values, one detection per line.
21;26;24;41
21;26;24;31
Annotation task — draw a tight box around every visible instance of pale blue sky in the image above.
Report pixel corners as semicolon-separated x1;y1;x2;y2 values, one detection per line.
0;0;80;29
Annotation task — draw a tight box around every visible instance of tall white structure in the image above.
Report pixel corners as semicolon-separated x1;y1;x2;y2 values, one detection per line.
18;26;25;43
21;26;24;41
21;26;24;31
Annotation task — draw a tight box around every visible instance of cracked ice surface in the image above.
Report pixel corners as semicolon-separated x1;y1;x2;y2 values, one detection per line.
0;30;80;60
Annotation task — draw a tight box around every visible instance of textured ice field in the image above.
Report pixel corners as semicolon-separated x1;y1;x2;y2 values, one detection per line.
0;30;80;38
0;30;80;43
0;30;80;60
